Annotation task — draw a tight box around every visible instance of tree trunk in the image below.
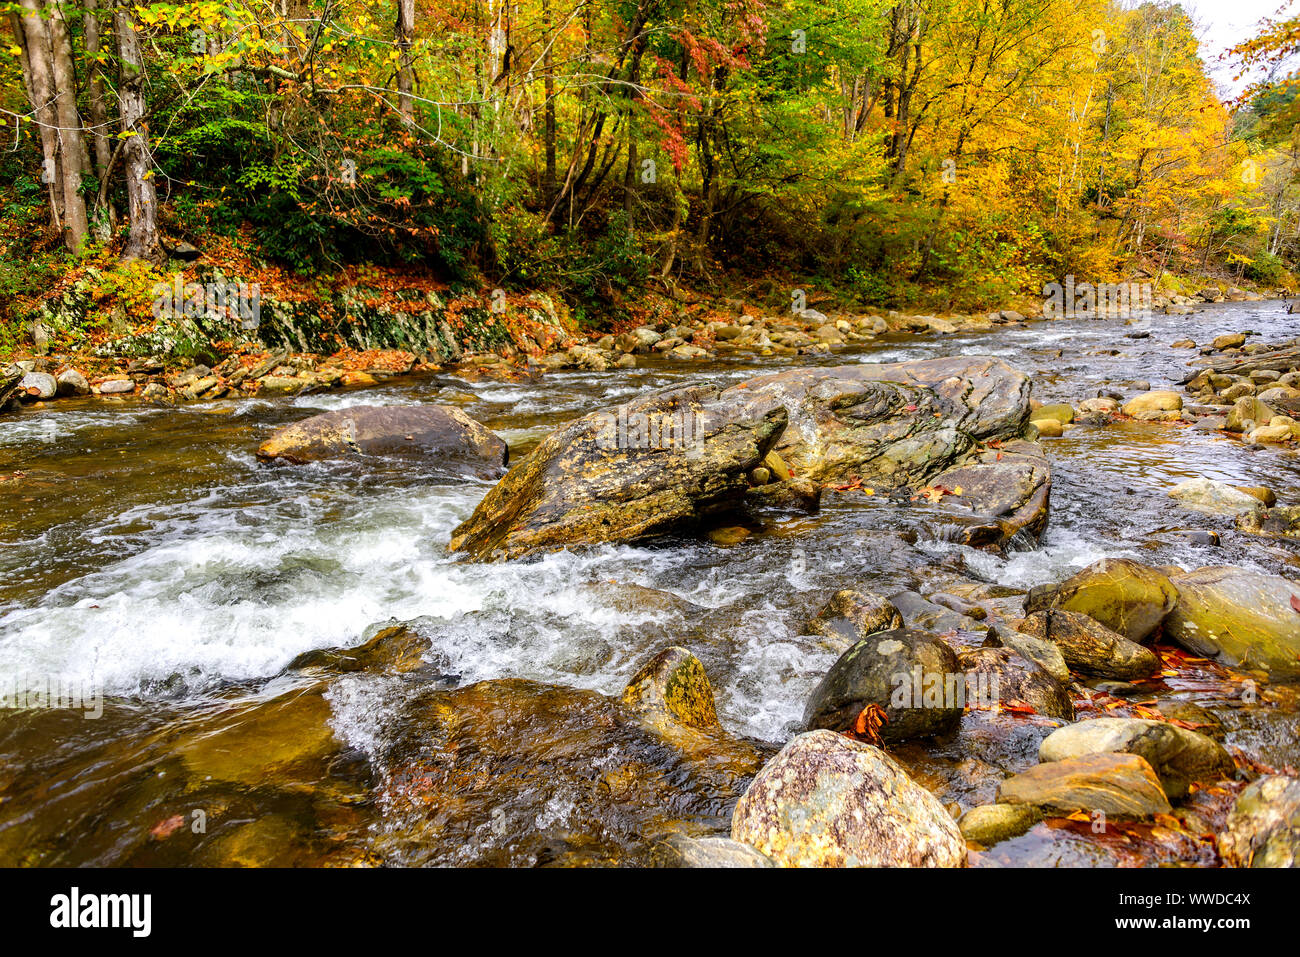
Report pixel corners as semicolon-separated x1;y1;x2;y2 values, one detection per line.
47;0;90;249
115;0;161;261
395;0;415;124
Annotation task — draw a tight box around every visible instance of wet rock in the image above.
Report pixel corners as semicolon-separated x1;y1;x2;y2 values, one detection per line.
1213;332;1248;350
955;647;1074;720
1046;558;1178;643
997;752;1171;818
1016;609;1160;679
1167;477;1265;517
1034;403;1075;424
1038;718;1235;799
927;439;1052;547
707;525;751;545
803;589;904;653
730;730;966;867
959;803;1043;846
1030;417;1063;437
1237;505;1300;539
1154;700;1225;740
258;404;508;474
1077;397;1119;414
1226;396;1275;433
97;378;135;395
622;646;719;731
732;357;1033;485
287;623;433;676
367;678;771;866
984;623;1071;682
1217;776;1300;867
804;627;962;743
18;371;56;401
743;476;822;513
653;835;772;868
1121;390;1181;416
448;384;786;561
1164;566;1300;677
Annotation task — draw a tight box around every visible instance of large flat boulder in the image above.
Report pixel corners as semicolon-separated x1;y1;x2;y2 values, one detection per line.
257;404;507;476
450;358;1044;561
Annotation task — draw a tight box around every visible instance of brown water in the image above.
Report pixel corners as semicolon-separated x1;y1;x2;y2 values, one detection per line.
2;302;1298;865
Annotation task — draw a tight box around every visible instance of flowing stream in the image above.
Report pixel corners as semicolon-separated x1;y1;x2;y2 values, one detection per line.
2;301;1298;866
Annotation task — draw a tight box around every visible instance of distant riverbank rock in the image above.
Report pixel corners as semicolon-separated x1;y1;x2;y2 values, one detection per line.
731;730;966;867
1163;566;1300;678
257;404;508;474
1038;718;1235;799
804;627;962;743
1218;776;1300;867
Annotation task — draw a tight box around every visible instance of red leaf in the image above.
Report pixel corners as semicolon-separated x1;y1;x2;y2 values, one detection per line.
1291;595;1300;614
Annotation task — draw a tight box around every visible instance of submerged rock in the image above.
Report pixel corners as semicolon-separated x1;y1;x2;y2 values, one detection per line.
1015;608;1160;679
258;404;507;474
731;730;966;867
1164;566;1300;677
959;803;1044;846
955;647;1074;720
1038;718;1235;799
928;439;1051;547
984;624;1070;682
653;835;772;868
804;627;962;743
1167;478;1265;518
803;589;904;653
1046;558;1178;643
997;753;1172;818
1218;776;1300;868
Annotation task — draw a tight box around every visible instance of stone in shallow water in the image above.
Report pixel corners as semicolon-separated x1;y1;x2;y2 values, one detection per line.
653;835;772;868
1038;717;1235;799
1015;608;1160;679
959;803;1043;846
622;646;719;731
1047;558;1177;643
804;627;962;743
259;404;507;474
803;589;903;654
1218;775;1300;868
731;730;966;867
997;752;1172;818
1164;566;1300;678
955;647;1074;721
1167;477;1264;517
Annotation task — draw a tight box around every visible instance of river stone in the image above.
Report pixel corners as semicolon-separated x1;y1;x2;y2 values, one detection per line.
1030;417;1063;437
447;384;787;561
1163;566;1300;677
97;377;136;394
622;646;719;730
727;356;1033;485
55;368;89;396
730;730;966;867
1217;776;1300;867
1038;718;1235;799
654;835;773;868
956;647;1073;719
959;804;1044;846
18;371;57;401
258;404;508;474
1167;477;1265;517
1048;558;1178;643
804;627;961;743
1121;390;1182;416
1237;505;1300;539
1015;609;1160;679
803;589;904;653
929;439;1051;546
1034;403;1075;424
984;624;1071;682
1226;396;1276;433
997;753;1172;818
287;623;433;676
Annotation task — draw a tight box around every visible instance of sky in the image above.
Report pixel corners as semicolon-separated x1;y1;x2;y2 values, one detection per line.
1187;0;1295;95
